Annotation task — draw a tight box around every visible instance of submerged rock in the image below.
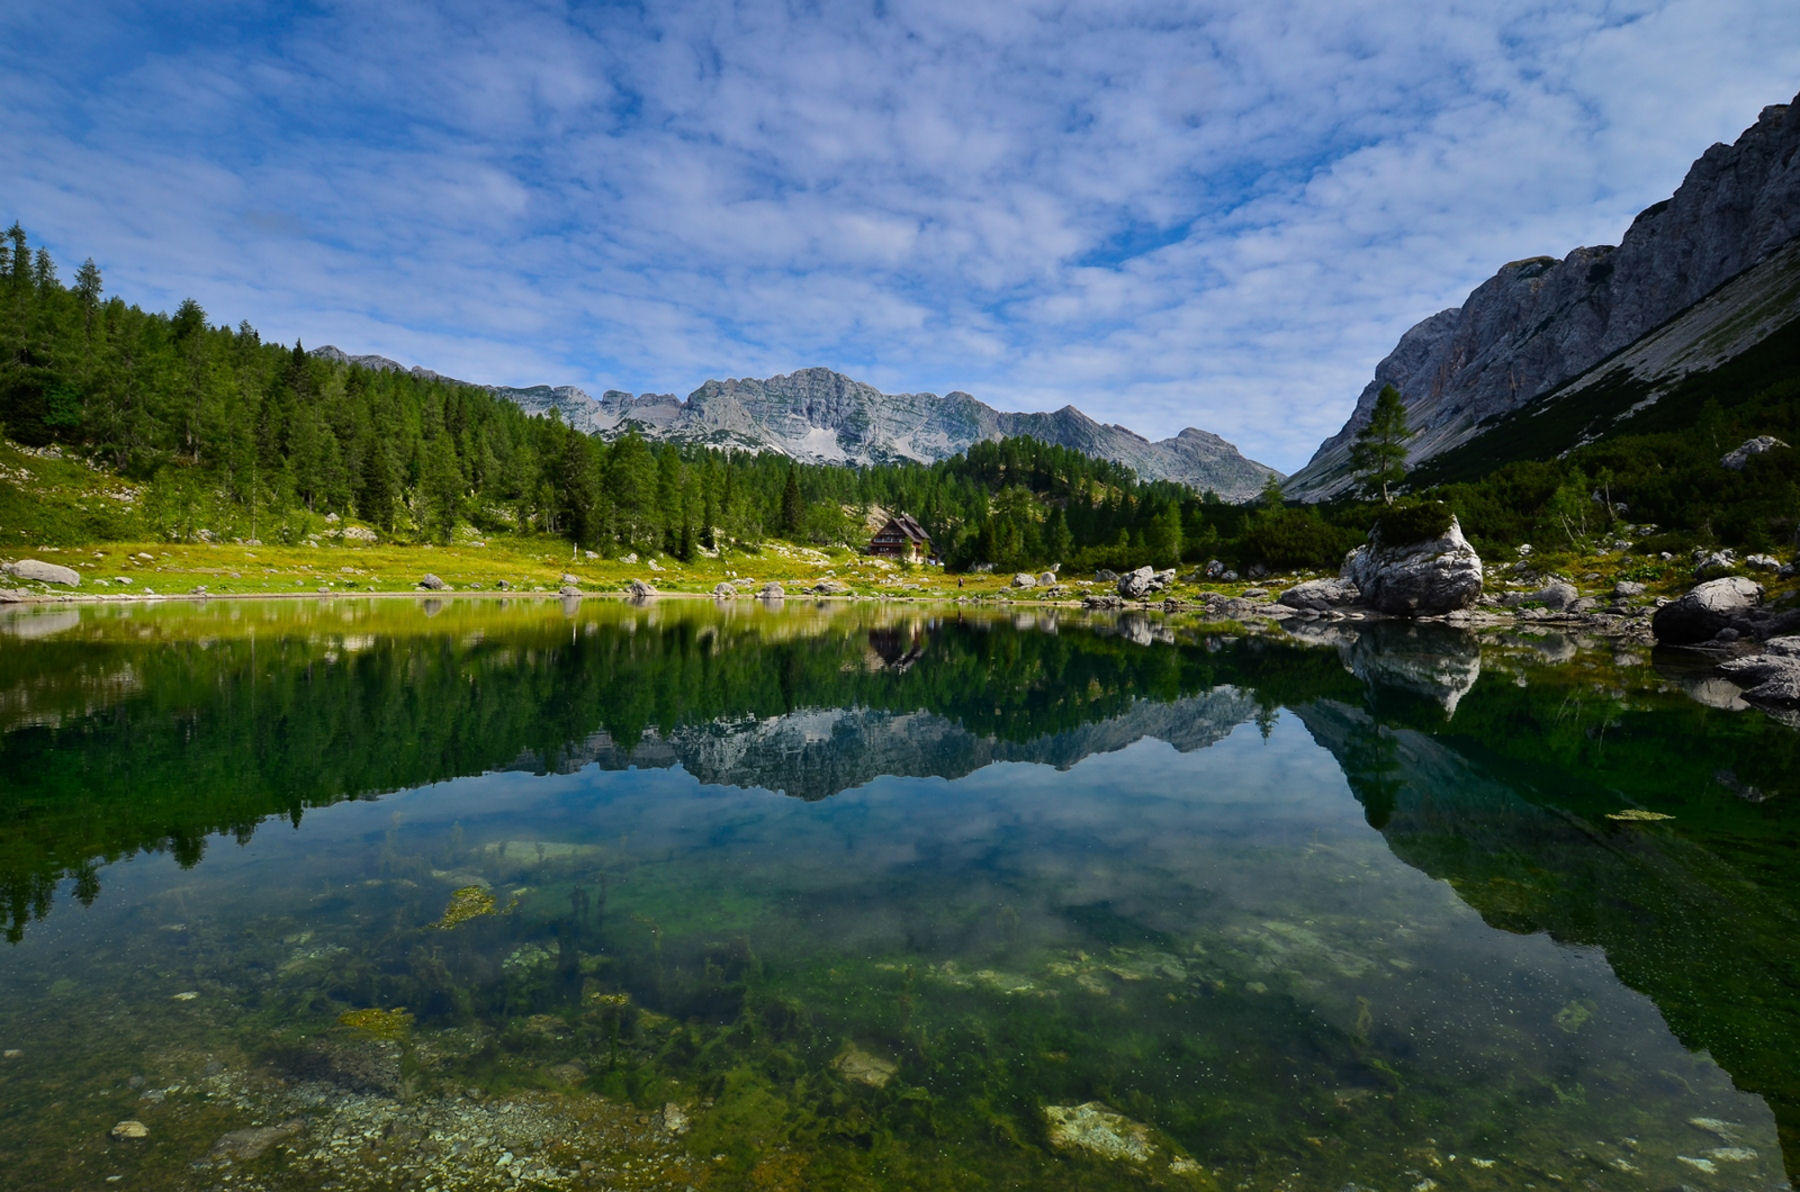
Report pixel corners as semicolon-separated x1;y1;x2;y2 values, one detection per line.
211;1120;302;1161
434;885;496;929
834;1045;898;1088
110;1120;149;1141
1044;1102;1155;1163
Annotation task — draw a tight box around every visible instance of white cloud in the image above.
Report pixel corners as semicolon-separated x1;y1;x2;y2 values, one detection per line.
3;0;1799;471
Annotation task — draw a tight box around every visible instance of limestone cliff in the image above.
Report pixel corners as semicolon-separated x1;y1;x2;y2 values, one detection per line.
1287;92;1800;499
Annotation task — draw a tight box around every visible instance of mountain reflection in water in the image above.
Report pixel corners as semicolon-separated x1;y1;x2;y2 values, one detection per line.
2;598;1799;1189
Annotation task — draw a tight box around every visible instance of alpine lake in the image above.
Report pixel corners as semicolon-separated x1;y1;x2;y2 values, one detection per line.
3;595;1799;1192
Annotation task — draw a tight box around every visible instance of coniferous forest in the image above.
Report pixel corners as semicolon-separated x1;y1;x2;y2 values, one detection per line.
3;220;1798;574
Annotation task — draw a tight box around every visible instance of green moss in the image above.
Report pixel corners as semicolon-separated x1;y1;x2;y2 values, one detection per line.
434;885;497;929
337;1006;415;1039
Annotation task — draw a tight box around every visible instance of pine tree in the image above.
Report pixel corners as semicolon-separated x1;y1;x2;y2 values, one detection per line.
1046;505;1073;563
1349;384;1415;506
423;431;463;543
75;259;102;333
780;463;803;536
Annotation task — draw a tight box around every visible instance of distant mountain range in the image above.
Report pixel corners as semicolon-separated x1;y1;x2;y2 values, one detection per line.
1285;90;1800;500
310;352;1281;503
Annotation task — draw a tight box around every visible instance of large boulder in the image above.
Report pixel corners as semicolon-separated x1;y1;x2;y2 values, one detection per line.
1651;576;1762;644
417;573;446;591
4;559;80;586
1277;578;1359;611
1525;579;1579;611
712;581;737;597
1117;566;1175;600
1011;573;1037;588
626;578;657;599
759;582;785;600
1341;514;1483;615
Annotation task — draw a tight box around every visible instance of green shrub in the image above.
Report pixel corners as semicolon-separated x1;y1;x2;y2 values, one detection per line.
1371;502;1453;547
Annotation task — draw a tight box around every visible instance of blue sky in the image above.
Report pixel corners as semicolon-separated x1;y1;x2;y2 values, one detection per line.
4;1;1799;472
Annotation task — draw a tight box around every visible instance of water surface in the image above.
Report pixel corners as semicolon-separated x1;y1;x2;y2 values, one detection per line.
2;598;1797;1190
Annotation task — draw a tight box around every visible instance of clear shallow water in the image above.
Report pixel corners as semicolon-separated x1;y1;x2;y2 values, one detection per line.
1;598;1798;1191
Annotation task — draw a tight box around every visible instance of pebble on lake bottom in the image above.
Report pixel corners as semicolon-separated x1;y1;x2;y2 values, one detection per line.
110;1120;149;1141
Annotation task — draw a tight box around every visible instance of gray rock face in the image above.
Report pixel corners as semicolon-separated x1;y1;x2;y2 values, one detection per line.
1341;516;1483;615
1288;95;1800;499
1277;578;1360;611
4;559;80;586
1650;576;1763;644
314;349;1281;501
1722;435;1789;471
1116;566;1175;600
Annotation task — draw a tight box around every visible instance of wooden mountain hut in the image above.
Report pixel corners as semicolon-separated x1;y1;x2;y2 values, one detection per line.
868;513;933;562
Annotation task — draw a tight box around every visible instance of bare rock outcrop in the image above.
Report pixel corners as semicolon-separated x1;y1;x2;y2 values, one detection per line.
1341;516;1483;616
1288;95;1800;498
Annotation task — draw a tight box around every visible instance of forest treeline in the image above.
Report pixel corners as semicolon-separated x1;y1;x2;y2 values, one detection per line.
3;220;1797;573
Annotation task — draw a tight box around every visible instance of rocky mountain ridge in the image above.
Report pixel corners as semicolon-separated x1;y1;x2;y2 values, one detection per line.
1285;91;1800;499
308;351;1279;502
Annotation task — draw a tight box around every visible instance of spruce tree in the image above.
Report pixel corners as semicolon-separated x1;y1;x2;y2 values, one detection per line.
780;463;803;536
1349;384;1414;506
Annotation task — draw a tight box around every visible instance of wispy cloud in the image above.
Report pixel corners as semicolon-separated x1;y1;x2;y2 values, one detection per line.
5;0;1798;470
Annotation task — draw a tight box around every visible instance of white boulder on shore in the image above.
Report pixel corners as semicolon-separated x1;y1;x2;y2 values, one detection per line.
1341;515;1483;615
3;559;80;586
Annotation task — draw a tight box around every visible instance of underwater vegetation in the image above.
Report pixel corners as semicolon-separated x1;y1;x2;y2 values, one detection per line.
1;600;1799;1189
